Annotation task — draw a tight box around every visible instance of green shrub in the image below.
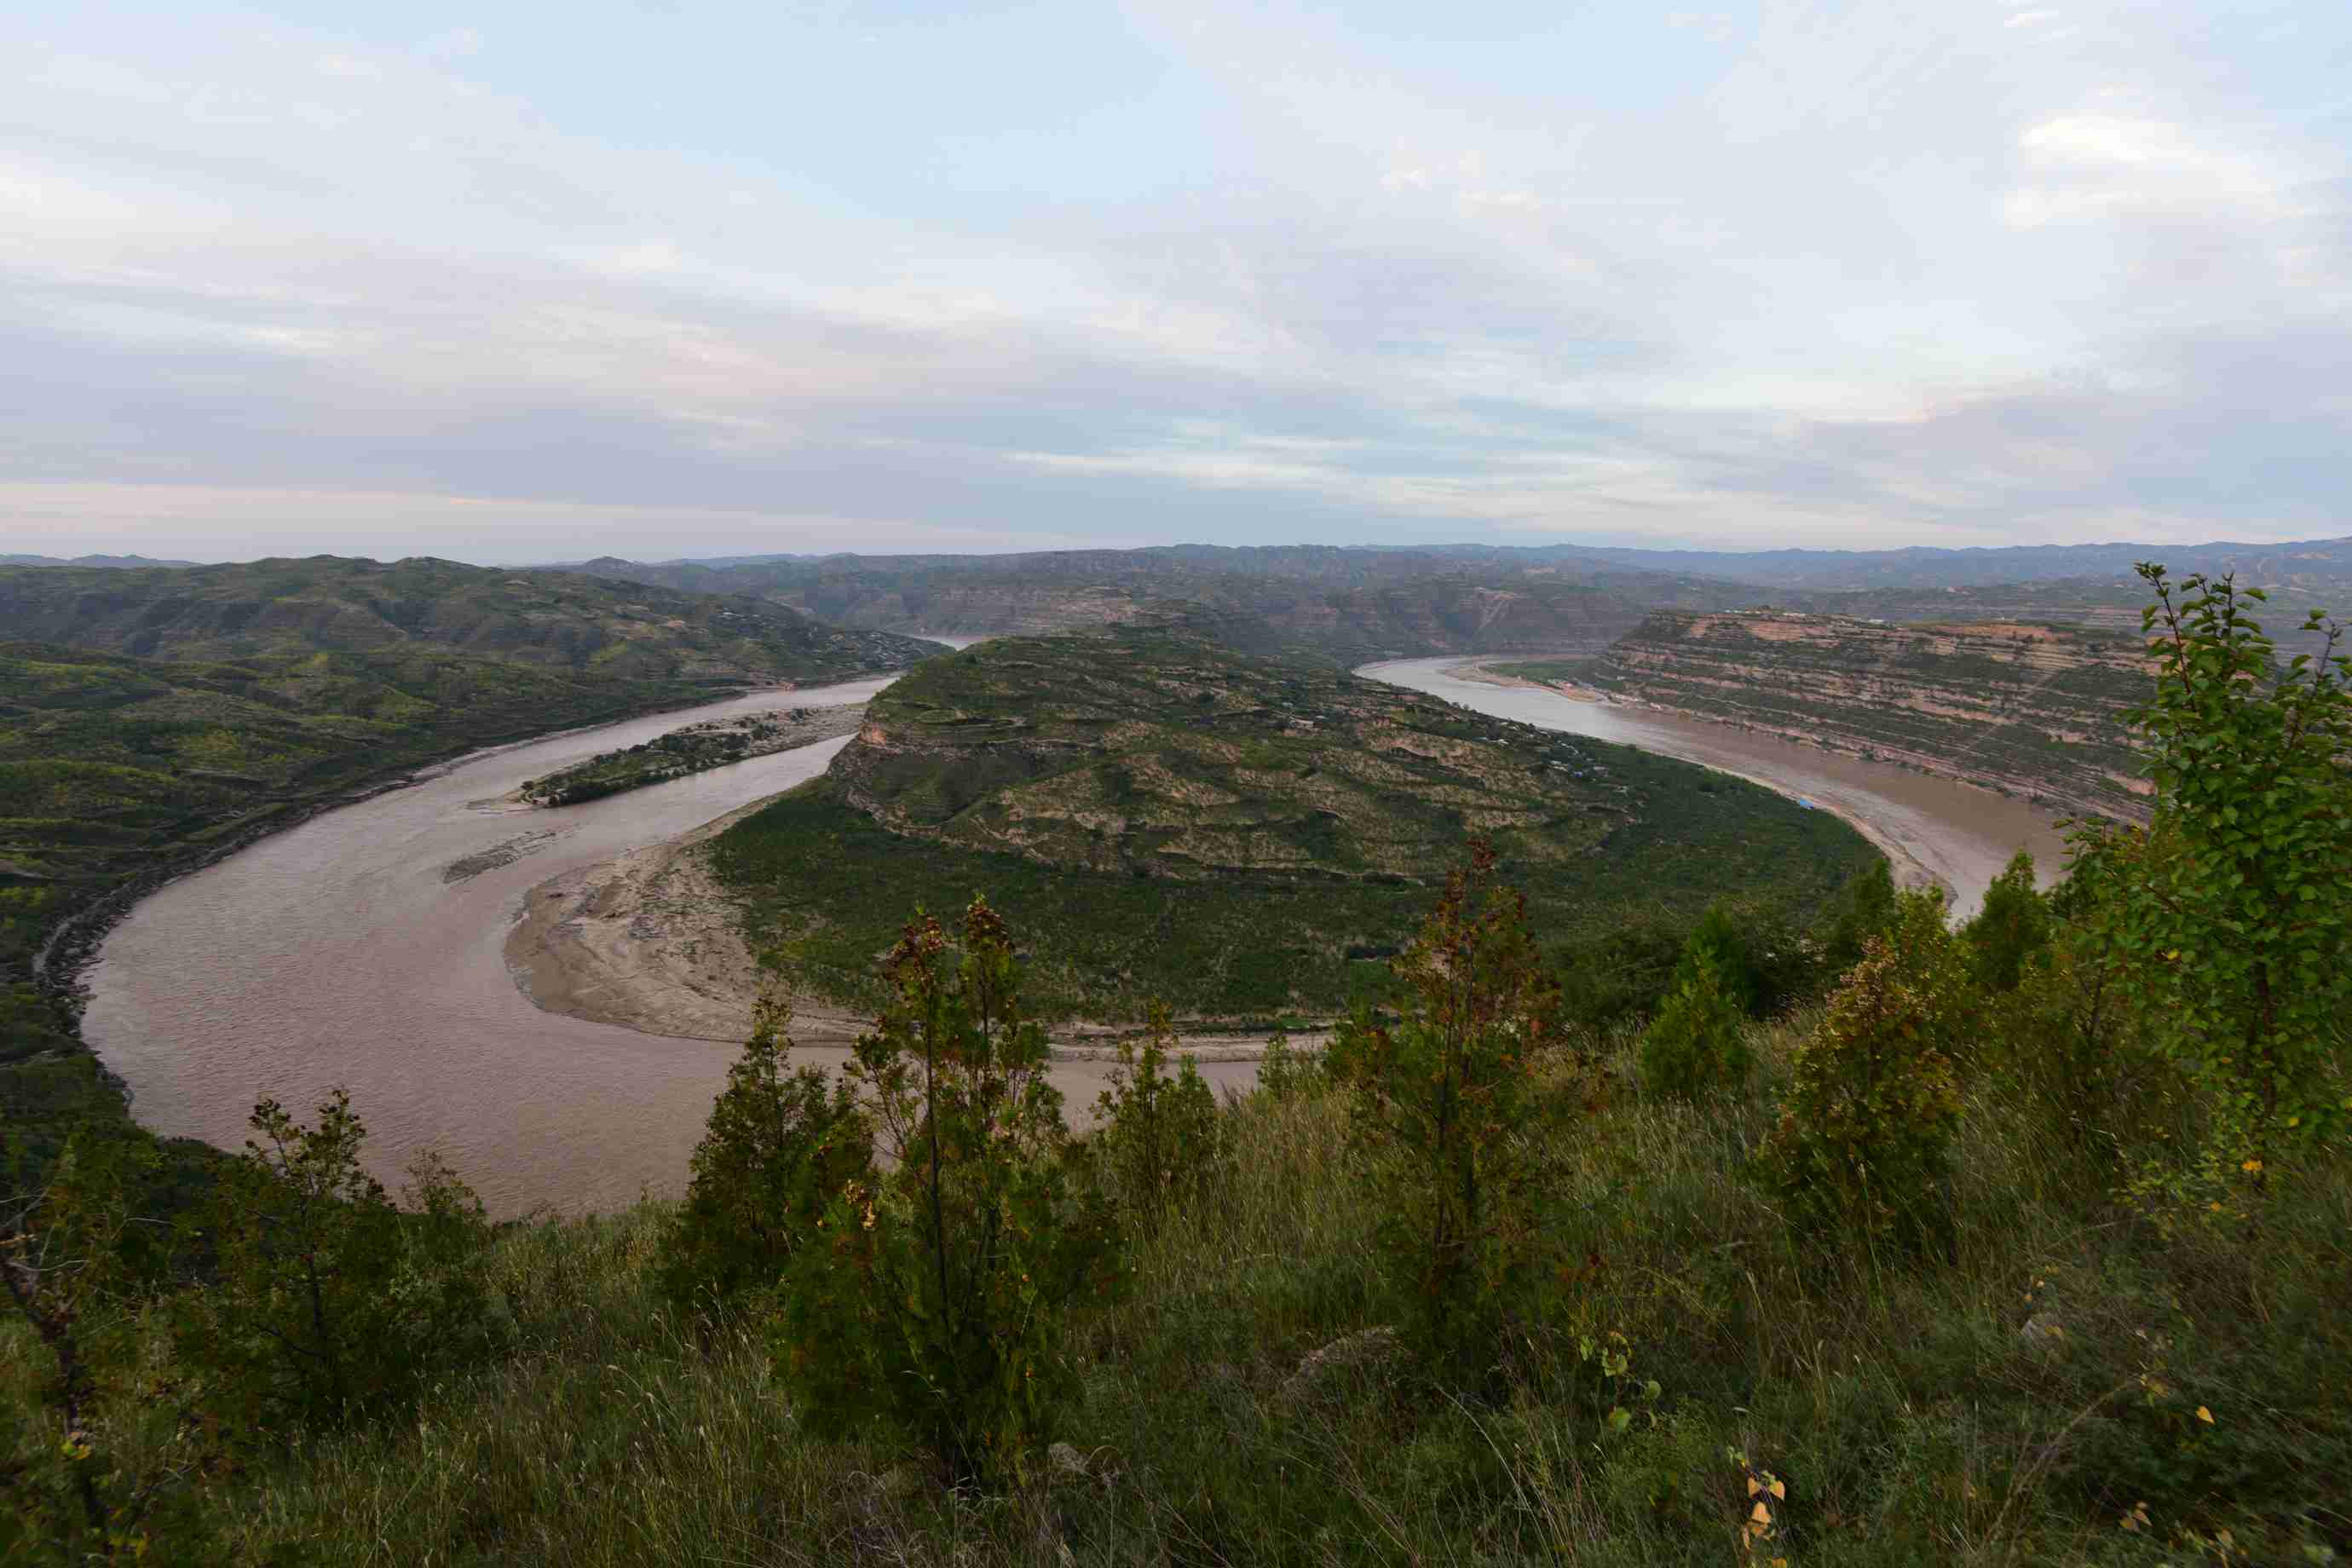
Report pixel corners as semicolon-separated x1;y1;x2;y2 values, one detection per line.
173;1091;499;1430
1758;891;1967;1254
1325;842;1567;1383
2;1120;226;1563
1638;952;1753;1102
1093;1002;1221;1225
1983;837;2176;1183
1253;1026;1321;1102
774;897;1120;1482
1960;849;2050;992
1554;909;1689;1027
1678;896;1820;1018
2082;566;2352;1156
1817;855;1899;978
656;994;870;1323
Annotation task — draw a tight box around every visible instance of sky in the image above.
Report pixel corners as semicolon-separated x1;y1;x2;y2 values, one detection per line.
4;1;2349;565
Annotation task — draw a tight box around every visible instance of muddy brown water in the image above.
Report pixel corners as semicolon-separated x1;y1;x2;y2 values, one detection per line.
1358;658;2069;916
84;654;2067;1217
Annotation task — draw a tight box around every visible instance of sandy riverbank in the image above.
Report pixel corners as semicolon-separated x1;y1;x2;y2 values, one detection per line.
502;801;1320;1064
1415;656;2066;908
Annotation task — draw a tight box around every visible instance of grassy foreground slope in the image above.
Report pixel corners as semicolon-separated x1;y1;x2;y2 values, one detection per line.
0;555;937;682
40;1014;2347;1566
714;628;1877;1020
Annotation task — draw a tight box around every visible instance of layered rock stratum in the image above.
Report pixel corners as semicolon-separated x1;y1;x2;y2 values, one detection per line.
1571;611;2157;821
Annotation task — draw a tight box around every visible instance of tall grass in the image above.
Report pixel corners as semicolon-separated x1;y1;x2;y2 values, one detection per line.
89;1018;2349;1565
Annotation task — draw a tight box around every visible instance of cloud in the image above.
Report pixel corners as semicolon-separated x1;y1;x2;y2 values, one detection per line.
2;1;2349;560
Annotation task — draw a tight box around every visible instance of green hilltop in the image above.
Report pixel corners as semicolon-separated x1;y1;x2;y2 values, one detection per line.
716;626;1879;1020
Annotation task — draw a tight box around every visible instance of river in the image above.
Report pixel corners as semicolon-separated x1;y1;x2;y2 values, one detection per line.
1359;658;2068;916
84;654;2068;1217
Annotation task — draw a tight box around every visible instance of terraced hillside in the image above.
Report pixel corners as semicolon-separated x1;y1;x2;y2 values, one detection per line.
712;627;1878;1021
1539;610;2157;820
0;556;938;683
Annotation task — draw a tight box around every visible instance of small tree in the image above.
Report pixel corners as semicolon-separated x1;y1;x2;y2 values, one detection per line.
1254;1028;1319;1102
2090;566;2352;1153
1324;841;1565;1381
176;1091;494;1428
1639;951;1753;1102
775;898;1119;1483
1093;1001;1220;1225
1818;857;1899;979
1675;898;1820;1017
1759;891;1967;1254
1987;838;2161;1171
1961;850;2050;993
658;994;869;1323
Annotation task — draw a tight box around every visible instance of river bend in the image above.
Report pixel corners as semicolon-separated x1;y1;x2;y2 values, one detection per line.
1360;658;2067;916
84;655;2067;1215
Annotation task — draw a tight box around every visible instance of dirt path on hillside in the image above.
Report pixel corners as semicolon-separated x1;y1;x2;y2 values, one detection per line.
503;804;1320;1064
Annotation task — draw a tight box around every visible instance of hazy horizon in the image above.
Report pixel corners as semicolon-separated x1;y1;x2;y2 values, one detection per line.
13;527;2352;574
9;2;2349;563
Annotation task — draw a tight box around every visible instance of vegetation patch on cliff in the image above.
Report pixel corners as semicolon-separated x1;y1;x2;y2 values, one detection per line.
712;628;1878;1020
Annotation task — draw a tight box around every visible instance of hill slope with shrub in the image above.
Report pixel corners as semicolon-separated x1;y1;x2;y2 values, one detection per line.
0;555;938;683
712;627;1879;1019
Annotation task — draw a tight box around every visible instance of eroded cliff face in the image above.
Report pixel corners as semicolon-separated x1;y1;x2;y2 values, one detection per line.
1584;612;2156;821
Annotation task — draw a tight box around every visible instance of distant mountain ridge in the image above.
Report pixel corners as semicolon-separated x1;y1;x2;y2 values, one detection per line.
571;533;2352;594
1565;535;2352;591
559;547;1747;663
0;555;940;687
562;534;2352;654
0;552;205;568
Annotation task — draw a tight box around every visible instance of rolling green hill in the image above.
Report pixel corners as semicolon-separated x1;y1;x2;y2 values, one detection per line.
0;555;938;683
713;627;1880;1021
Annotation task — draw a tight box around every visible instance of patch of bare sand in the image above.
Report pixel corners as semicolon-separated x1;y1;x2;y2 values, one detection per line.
1438;658;1603;701
504;800;1323;1064
503;796;822;1044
